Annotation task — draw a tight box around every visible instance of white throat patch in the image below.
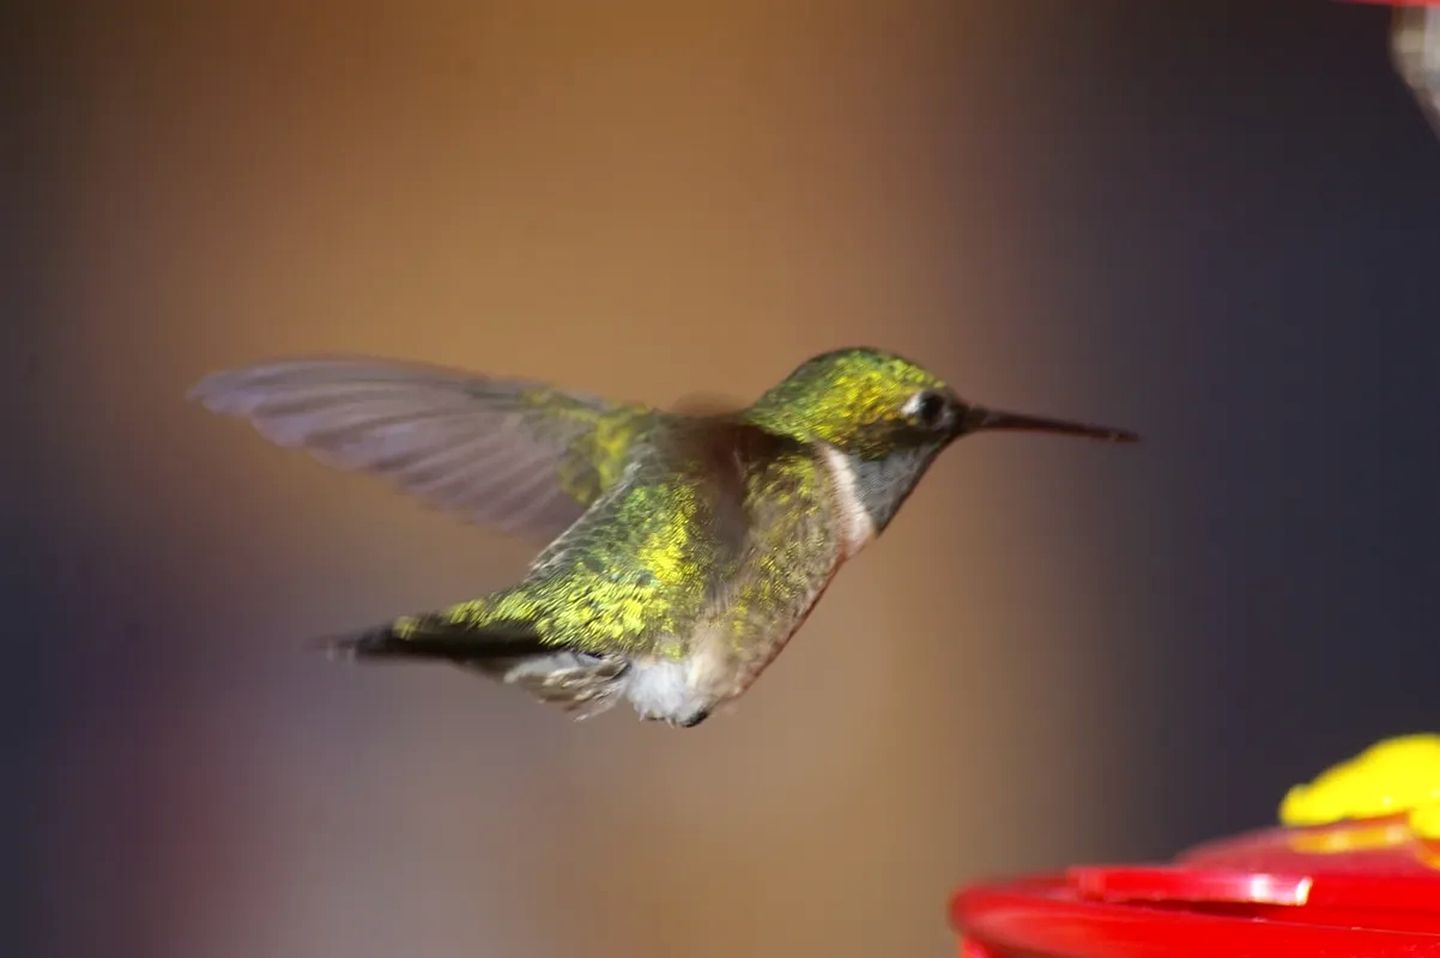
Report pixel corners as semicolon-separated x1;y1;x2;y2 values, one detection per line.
819;444;877;559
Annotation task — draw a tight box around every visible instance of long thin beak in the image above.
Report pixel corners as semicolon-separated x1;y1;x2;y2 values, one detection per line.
963;406;1139;443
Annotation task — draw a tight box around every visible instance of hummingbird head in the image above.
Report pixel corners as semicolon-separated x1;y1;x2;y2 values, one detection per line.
745;347;1136;531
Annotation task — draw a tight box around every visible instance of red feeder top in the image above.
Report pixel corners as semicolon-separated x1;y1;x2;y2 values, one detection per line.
952;734;1440;958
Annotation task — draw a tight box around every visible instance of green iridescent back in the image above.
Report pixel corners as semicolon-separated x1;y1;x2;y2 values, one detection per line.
405;423;837;662
422;449;737;656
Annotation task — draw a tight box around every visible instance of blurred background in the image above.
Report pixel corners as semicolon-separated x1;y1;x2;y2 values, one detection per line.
8;1;1440;955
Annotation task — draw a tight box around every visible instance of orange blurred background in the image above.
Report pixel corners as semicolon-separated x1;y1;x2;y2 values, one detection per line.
12;2;1440;957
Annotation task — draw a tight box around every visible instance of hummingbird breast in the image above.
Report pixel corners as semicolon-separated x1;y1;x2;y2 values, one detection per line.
622;443;874;725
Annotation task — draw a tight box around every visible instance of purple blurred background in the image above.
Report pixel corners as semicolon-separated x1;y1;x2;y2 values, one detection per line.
9;1;1440;956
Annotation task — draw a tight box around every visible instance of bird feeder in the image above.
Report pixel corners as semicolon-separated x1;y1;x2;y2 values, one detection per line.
950;734;1440;957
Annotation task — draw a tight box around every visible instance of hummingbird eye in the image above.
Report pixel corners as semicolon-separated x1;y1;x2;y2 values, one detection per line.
908;390;948;430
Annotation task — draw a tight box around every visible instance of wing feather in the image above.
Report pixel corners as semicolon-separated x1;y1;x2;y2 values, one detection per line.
193;356;655;541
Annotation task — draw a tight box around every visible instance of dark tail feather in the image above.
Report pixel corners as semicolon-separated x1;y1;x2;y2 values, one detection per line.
311;625;414;661
311;619;550;664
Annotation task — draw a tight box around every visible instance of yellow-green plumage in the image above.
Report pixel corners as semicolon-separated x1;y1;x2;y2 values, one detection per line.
745;349;947;457
526;388;651;506
418;464;728;658
193;346;1135;727
402;431;836;670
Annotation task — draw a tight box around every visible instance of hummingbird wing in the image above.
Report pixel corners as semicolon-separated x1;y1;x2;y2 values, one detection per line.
192;357;658;542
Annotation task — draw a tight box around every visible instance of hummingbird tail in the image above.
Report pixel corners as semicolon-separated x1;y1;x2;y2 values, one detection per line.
311;625;410;661
311;618;551;663
312;619;630;719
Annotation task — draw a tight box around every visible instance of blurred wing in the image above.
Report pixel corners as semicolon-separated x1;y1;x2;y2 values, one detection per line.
709;446;840;673
192;357;657;542
397;421;769;657
522;424;838;659
513;424;755;654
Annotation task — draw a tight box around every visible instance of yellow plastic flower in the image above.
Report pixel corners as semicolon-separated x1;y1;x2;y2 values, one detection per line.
1280;734;1440;827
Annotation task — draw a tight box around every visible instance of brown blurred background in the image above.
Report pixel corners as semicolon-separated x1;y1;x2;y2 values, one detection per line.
8;2;1440;956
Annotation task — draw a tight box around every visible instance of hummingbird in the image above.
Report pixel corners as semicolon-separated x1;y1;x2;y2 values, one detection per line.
193;347;1136;728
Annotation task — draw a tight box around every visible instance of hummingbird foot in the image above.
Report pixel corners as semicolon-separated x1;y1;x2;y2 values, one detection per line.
638;708;711;728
